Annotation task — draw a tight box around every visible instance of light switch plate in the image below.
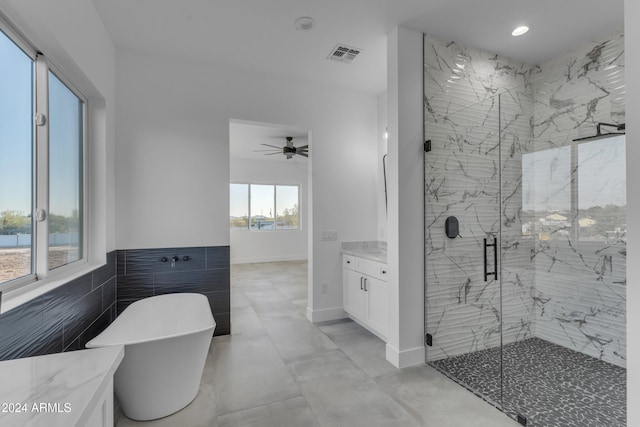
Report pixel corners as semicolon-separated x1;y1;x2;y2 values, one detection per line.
321;230;338;241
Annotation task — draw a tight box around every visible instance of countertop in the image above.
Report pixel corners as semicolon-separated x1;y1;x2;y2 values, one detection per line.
0;345;124;427
341;241;387;263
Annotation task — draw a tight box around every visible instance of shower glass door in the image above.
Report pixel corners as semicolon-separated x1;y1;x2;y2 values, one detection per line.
424;87;504;407
500;106;627;426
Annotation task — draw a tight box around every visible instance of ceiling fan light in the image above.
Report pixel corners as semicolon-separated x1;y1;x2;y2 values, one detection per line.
255;136;309;159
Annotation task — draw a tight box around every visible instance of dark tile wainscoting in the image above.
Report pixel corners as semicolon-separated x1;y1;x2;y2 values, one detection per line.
0;251;117;360
116;246;230;336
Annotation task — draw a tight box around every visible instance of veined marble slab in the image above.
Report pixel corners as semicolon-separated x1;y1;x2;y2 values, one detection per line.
0;346;124;427
341;241;387;263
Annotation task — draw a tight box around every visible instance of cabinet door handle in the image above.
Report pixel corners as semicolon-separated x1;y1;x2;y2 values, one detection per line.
360;277;364;290
364;278;367;292
347;260;351;264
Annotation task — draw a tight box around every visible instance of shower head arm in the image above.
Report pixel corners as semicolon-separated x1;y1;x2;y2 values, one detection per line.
596;122;625;135
573;122;626;142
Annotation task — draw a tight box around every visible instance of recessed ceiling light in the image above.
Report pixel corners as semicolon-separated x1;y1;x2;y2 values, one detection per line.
295;17;315;31
512;26;530;37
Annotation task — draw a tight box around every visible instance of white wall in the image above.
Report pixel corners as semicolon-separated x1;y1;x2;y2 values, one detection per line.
386;27;425;368
624;0;639;419
115;50;378;319
230;158;308;264
0;0;116;258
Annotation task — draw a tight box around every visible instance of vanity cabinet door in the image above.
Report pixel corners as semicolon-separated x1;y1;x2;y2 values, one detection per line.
344;268;367;321
365;276;388;337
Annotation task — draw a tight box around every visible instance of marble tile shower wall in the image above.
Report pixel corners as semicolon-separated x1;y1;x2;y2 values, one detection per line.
424;29;626;367
531;30;625;367
0;251;117;360
116;246;230;336
424;34;537;361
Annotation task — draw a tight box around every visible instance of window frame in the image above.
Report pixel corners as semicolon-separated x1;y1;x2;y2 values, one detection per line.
0;17;88;294
230;182;301;232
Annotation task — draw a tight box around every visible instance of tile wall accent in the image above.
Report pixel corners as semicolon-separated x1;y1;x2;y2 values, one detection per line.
0;251;117;360
116;246;230;336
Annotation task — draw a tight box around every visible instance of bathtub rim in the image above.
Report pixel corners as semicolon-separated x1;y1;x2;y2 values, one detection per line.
86;323;216;348
86;293;216;348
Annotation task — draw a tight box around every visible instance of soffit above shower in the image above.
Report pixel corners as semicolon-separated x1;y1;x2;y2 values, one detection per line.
93;0;623;94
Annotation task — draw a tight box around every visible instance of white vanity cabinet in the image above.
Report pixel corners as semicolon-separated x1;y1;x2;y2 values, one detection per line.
343;254;389;339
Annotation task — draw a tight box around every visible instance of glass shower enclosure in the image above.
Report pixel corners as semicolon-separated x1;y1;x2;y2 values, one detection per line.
423;32;626;427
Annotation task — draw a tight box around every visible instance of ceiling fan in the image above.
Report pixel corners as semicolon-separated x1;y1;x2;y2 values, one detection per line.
255;136;309;159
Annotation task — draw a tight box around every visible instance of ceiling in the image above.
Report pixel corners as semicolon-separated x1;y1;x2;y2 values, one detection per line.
229;121;308;163
94;0;623;160
93;0;624;95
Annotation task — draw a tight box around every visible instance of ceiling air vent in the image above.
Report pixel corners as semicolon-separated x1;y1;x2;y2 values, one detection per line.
327;44;363;64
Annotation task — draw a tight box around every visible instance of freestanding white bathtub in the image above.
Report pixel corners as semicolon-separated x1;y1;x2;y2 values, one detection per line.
86;293;215;421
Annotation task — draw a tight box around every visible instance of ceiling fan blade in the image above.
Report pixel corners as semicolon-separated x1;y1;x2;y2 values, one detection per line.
254;149;281;152
265;152;282;155
260;144;283;149
296;152;308;157
296;145;308;149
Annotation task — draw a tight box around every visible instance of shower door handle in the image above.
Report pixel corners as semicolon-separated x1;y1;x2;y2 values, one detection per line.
484;237;498;281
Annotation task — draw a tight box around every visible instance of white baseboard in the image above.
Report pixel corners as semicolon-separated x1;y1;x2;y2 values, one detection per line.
385;343;425;368
306;306;347;323
231;254;308;264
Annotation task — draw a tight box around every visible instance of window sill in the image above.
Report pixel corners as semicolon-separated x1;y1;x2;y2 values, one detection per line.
231;229;303;232
0;263;103;315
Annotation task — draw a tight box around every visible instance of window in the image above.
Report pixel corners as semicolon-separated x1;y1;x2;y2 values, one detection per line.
229;183;249;229
0;27;33;285
250;184;274;230
48;72;84;269
522;136;626;243
0;24;86;290
230;183;300;231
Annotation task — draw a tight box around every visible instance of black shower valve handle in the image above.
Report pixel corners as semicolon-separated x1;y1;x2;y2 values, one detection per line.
183;256;190;262
161;257;168;262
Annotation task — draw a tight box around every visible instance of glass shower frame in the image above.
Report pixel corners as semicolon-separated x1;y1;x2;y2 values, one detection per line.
423;31;627;426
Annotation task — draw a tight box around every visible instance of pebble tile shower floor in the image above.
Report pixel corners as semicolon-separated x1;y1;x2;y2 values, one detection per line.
431;337;626;427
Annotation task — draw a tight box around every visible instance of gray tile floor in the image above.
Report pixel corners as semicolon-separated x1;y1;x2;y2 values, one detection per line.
117;261;518;427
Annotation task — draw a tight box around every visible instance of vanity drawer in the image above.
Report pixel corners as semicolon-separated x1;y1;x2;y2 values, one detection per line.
356;257;388;282
343;254;356;270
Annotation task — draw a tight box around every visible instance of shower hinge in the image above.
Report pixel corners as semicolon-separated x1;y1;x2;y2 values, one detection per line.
517;414;527;425
424;140;432;152
425;333;433;346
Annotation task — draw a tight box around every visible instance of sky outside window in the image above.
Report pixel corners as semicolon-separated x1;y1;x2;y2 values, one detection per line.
0;30;33;216
0;29;33;284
